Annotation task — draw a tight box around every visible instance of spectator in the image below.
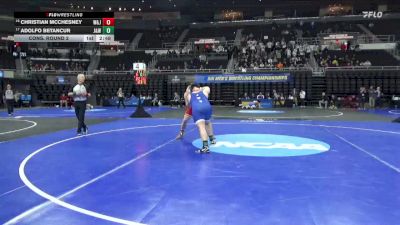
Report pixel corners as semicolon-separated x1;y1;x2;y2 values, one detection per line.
14;91;23;108
361;60;372;66
332;56;339;67
392;95;400;109
318;92;328;109
329;94;337;109
4;84;15;116
256;92;265;100
171;92;181;108
358;87;367;110
286;94;294;107
60;93;69;108
242;92;250;100
152;93;159;106
235;34;308;70
143;94;152;106
273;90;281;107
299;89;306;108
279;93;285;106
96;91;104;106
292;88;298;107
376;87;383;108
368;86;377;109
276;61;284;69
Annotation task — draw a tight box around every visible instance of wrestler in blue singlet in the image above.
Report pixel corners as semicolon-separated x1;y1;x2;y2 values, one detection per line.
190;90;212;124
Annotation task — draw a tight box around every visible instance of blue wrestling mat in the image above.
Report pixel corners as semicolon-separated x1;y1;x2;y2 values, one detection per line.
1;117;399;225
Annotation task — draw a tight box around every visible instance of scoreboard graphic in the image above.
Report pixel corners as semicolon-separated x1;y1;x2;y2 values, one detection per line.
14;12;114;42
133;63;147;85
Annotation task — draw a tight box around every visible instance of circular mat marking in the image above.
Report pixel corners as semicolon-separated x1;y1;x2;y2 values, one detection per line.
237;110;285;114
0;119;37;135
16;121;400;225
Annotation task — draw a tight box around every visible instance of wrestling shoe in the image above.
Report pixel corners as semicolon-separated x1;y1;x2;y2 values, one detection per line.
83;127;89;135
196;146;210;154
176;130;184;139
210;138;216;145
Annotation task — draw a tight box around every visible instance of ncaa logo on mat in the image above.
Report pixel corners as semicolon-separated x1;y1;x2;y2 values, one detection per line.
192;134;330;157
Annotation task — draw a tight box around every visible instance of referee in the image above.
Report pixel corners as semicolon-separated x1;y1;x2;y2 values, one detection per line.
69;74;90;135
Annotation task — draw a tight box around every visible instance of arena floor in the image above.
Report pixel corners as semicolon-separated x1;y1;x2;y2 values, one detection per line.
0;106;399;225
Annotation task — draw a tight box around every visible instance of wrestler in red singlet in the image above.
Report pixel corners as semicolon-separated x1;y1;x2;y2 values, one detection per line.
185;106;193;116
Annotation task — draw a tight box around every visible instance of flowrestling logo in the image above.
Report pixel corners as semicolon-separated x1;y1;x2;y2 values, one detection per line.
362;11;383;19
192;134;330;157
